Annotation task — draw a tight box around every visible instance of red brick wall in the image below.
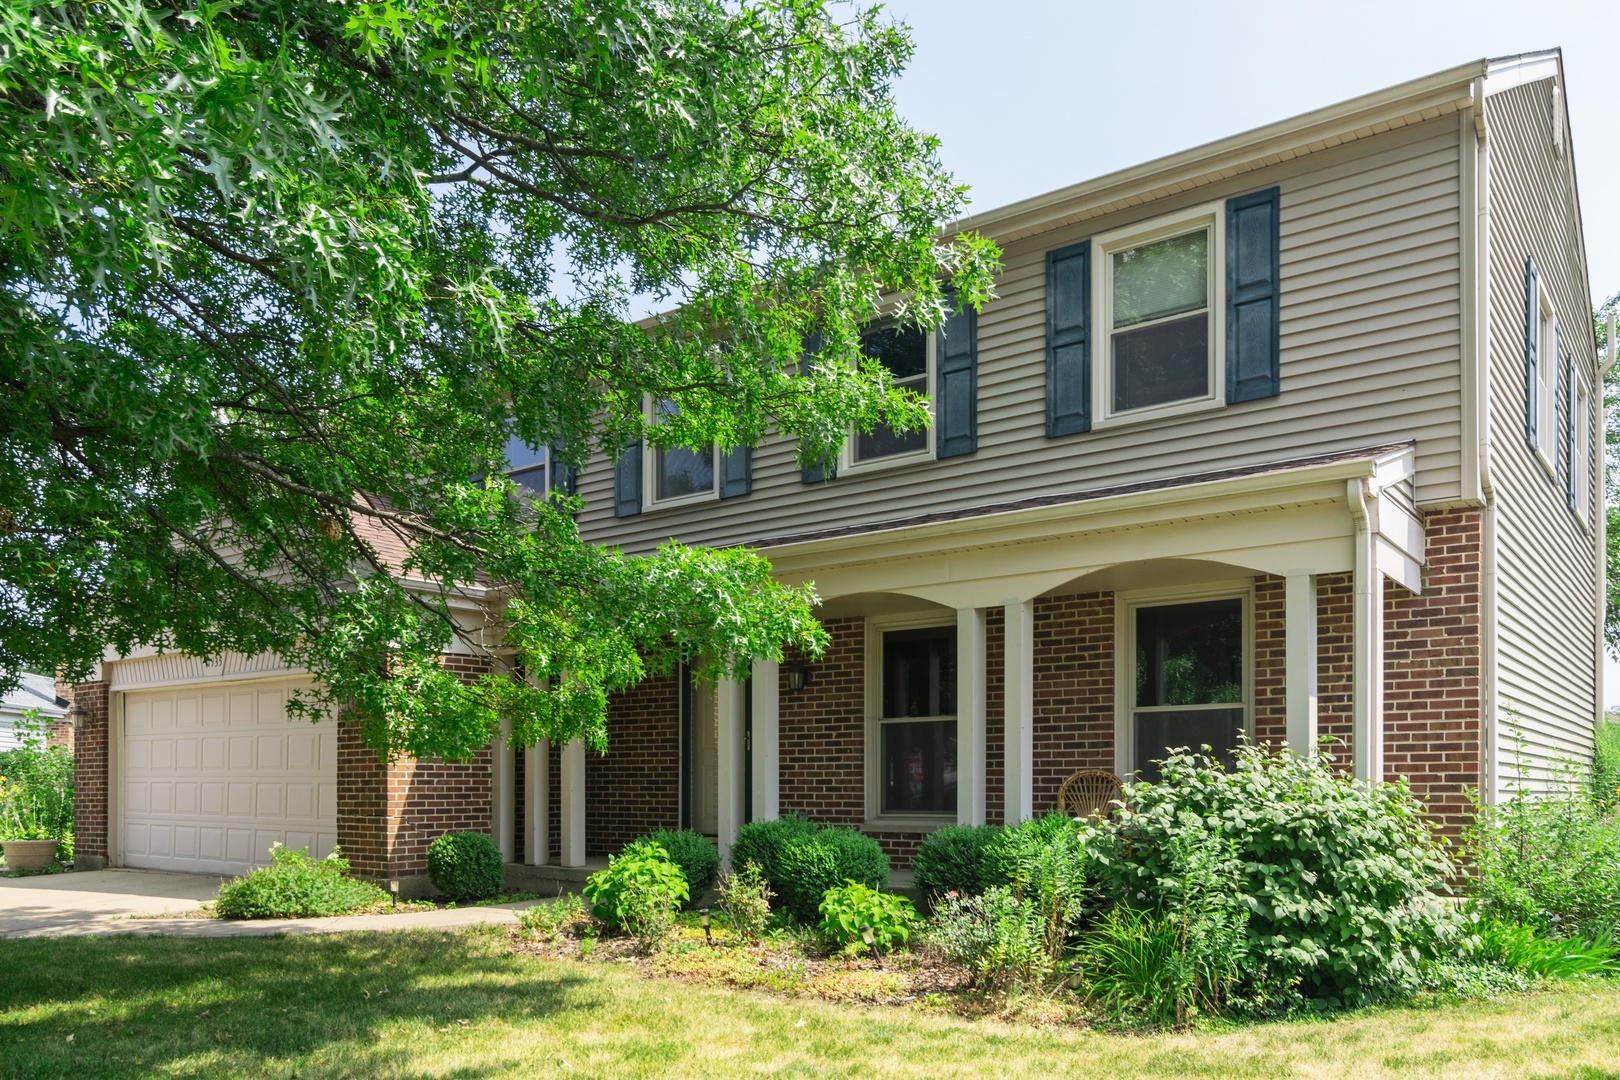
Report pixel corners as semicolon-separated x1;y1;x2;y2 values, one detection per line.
1384;509;1484;835
588;672;680;855
67;681;108;864
1031;593;1114;815
779;617;866;825
984;610;1004;826
1318;572;1356;756
336;718;391;876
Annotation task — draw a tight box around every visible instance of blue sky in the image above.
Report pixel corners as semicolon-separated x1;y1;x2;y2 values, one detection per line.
881;0;1620;704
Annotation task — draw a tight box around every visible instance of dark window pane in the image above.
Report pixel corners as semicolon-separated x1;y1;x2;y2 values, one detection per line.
656;445;714;500
1133;708;1244;783
508;464;548;500
882;626;957;718
504;435;547;471
854;325;928;461
881;719;957;813
1112;312;1209;412
1112;230;1208;328
862;324;927;380
1135;599;1243;708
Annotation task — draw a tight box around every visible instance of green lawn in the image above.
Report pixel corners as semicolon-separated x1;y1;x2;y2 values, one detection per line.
1;927;1618;1078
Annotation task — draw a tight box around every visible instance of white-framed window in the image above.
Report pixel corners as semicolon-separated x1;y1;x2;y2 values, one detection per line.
503;436;548;499
1093;201;1227;426
864;614;957;822
1114;582;1252;781
1533;287;1558;477
843;322;934;472
643;399;718;508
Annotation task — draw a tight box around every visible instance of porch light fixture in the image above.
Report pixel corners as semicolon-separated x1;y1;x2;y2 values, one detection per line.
784;660;813;693
859;923;882;968
700;907;713;946
66;703;89;732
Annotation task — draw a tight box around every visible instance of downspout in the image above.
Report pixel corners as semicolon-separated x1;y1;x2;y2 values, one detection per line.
1473;74;1501;806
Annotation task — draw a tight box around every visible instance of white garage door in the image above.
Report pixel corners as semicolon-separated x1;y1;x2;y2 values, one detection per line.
122;680;337;875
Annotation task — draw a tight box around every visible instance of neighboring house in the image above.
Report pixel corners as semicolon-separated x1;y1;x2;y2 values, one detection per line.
67;52;1603;891
0;673;68;751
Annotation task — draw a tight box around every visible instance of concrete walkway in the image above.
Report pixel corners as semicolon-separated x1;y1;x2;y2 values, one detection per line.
0;868;531;939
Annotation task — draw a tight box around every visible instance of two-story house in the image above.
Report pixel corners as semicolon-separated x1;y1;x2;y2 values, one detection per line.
67;52;1603;892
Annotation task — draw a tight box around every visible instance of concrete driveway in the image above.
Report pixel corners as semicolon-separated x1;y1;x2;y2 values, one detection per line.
0;868;529;939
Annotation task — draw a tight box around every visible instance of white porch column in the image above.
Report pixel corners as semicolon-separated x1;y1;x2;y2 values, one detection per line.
1352;528;1385;782
750;661;780;823
1003;600;1035;824
559;737;586;867
956;607;987;826
524;738;550;866
716;676;748;869
1285;572;1320;757
492;716;516;862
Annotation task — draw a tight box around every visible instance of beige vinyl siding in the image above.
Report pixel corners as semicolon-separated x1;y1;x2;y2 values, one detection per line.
1483;77;1601;798
577;116;1464;551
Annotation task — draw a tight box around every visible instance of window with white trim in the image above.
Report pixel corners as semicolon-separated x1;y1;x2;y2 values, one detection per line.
1534;289;1558;474
1119;587;1251;782
866;617;957;819
645;399;717;507
1095;203;1225;424
847;323;933;469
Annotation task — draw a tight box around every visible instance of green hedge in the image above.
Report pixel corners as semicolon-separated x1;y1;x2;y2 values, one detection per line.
911;823;998;905
426;830;505;900
215;845;387;919
775;826;889;922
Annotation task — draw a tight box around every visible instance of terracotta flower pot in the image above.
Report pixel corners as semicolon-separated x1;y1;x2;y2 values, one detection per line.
2;839;61;872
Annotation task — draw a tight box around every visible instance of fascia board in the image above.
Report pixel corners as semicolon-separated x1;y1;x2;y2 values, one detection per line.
764;456;1383;575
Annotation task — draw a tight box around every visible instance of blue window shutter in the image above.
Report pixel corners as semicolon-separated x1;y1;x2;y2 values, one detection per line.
1565;351;1578;511
548;443;575;497
799;333;837;483
1046;240;1091;437
936;297;978;458
719;445;752;499
614;441;642;517
1524;257;1539;451
1226;187;1282;404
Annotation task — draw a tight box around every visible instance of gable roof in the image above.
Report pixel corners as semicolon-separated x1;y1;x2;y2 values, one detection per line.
0;673;67;719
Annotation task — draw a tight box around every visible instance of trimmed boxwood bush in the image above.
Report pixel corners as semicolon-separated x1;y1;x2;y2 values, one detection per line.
427;830;505;901
775;826;889;922
214;844;387;919
912;823;998;905
729;813;817;894
643;827;719;906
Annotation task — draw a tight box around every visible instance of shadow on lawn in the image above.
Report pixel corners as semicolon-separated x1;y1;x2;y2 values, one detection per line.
0;927;594;1077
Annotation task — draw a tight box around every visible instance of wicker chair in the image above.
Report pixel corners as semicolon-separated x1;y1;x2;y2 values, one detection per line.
1056;768;1125;821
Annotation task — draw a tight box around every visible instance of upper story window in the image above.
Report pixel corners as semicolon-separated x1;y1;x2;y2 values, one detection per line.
1573;366;1591;526
1095;204;1224;425
503;436;548;499
1533;289;1559;475
849;323;932;469
648;400;717;506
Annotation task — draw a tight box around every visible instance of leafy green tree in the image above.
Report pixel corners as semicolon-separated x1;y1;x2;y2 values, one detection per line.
0;0;998;760
1599;291;1620;657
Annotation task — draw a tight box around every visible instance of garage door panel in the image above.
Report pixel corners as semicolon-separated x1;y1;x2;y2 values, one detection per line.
123;679;337;875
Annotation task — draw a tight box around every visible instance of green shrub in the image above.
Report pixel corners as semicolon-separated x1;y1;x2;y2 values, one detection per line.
1466;782;1620;941
583;839;689;947
1080;906;1187;1026
1467;916;1618;979
1101;745;1456;1007
717;859;772;944
426;831;505;901
0;713;74;846
214;844;387;919
927;885;1050;991
774;827;889;922
1593;720;1620;815
984;811;1077;890
817;881;916;953
643;827;718;905
729;813;817;898
912;824;998;904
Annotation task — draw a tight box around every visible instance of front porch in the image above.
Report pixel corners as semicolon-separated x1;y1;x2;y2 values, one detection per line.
488;444;1484;871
